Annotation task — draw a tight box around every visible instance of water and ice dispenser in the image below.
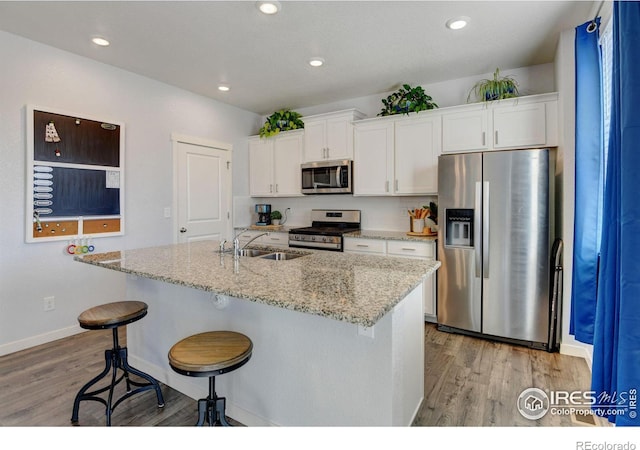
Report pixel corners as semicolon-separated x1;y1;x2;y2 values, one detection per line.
445;209;474;248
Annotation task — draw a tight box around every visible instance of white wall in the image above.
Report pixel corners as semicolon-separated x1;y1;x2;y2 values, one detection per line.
294;63;555;118
0;31;260;355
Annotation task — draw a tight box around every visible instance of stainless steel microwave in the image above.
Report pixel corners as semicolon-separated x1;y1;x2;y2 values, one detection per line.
301;159;353;194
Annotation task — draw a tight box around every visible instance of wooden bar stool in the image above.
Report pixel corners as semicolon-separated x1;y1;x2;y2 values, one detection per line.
71;301;165;426
168;331;252;426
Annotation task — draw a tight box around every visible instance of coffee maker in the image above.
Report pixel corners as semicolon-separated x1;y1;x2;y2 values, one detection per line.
255;204;271;226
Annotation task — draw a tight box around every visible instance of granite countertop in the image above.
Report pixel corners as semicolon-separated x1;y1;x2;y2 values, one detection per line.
76;241;439;327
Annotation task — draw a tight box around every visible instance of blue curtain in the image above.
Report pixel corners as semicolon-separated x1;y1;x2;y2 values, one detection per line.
570;18;603;344
591;1;640;426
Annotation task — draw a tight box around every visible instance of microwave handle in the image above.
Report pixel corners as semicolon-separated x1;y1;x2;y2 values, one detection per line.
336;166;341;186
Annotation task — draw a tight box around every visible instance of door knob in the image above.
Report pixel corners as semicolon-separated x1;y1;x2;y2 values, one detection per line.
180;227;187;233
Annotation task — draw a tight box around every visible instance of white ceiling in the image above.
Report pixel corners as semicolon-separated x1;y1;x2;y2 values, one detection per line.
0;1;595;115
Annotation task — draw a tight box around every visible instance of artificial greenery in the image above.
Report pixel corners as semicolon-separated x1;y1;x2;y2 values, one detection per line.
378;84;438;116
259;109;305;138
467;68;519;103
270;210;282;220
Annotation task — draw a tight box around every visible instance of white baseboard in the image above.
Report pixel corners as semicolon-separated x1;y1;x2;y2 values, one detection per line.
127;353;276;426
0;324;84;357
560;342;593;371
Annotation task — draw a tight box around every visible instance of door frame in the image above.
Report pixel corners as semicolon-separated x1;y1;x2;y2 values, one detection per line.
171;133;233;244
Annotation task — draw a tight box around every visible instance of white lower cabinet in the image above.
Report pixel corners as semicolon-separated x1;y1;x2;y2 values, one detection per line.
236;230;289;249
344;237;437;322
258;231;289;248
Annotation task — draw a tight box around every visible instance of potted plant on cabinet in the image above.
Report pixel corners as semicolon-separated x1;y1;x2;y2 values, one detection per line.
467;68;519;103
378;84;438;116
270;210;282;225
259;109;305;138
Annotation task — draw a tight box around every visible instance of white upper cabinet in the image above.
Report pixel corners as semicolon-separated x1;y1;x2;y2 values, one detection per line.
442;109;489;153
302;109;365;162
353;120;394;195
441;93;558;154
394;115;441;195
353;113;440;196
493;102;546;149
249;131;303;197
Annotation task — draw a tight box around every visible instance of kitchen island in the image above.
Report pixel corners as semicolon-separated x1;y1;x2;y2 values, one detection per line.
76;240;439;426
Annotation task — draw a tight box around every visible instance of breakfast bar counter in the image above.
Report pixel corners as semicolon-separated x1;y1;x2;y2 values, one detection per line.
76;240;439;426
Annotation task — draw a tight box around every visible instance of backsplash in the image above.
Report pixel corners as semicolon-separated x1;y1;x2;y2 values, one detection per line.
234;195;437;232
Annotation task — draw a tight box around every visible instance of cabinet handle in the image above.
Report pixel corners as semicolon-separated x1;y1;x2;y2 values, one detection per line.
270;184;273;193
356;244;369;248
401;248;416;251
495;130;499;146
275;184;279;193
385;180;389;192
482;131;486;146
326;148;330;158
395;179;398;191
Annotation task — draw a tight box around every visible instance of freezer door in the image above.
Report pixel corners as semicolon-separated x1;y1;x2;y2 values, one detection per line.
437;152;482;332
482;149;552;343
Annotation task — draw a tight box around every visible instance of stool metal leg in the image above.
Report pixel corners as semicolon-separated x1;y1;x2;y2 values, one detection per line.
194;376;232;427
71;327;164;426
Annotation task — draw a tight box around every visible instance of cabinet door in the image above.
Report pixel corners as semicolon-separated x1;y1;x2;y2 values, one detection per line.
423;271;436;320
493;103;546;149
353;121;394;195
343;238;386;254
249;138;274;196
302;120;326;162
259;232;289;248
325;116;353;160
442;110;489;153
394;116;441;195
273;132;303;196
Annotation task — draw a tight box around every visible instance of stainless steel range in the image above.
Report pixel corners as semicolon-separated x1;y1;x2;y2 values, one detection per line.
289;209;361;251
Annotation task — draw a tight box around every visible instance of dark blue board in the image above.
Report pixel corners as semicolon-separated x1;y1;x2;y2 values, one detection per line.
43;166;120;216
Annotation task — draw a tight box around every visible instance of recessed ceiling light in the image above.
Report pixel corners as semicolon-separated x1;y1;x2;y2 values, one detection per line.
257;1;281;15
446;16;470;30
218;85;230;92
91;36;110;47
309;58;325;67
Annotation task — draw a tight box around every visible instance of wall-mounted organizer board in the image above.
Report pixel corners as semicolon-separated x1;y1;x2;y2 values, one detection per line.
25;105;125;243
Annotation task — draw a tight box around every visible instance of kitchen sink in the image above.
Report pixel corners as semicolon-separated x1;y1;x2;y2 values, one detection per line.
260;252;306;261
238;249;272;257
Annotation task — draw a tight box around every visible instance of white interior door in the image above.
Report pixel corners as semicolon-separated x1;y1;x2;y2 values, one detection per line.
173;136;231;244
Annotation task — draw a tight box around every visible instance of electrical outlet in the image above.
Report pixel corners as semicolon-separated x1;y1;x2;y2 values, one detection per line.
43;296;55;311
164;207;171;218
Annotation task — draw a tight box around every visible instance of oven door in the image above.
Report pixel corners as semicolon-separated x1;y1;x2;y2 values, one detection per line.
301;160;352;194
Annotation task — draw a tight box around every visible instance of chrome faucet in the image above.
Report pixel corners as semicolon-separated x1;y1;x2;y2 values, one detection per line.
232;228;269;258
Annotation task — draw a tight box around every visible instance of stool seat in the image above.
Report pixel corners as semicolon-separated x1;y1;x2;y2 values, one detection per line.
169;331;252;376
78;301;148;329
168;331;252;426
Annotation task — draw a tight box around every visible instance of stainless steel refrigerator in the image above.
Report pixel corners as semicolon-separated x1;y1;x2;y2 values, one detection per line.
437;148;560;350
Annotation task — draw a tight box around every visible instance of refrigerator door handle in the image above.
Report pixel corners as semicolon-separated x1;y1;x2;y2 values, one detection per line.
475;181;482;278
483;181;490;278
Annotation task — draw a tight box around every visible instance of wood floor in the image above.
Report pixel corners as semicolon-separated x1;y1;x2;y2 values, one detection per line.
0;323;597;427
